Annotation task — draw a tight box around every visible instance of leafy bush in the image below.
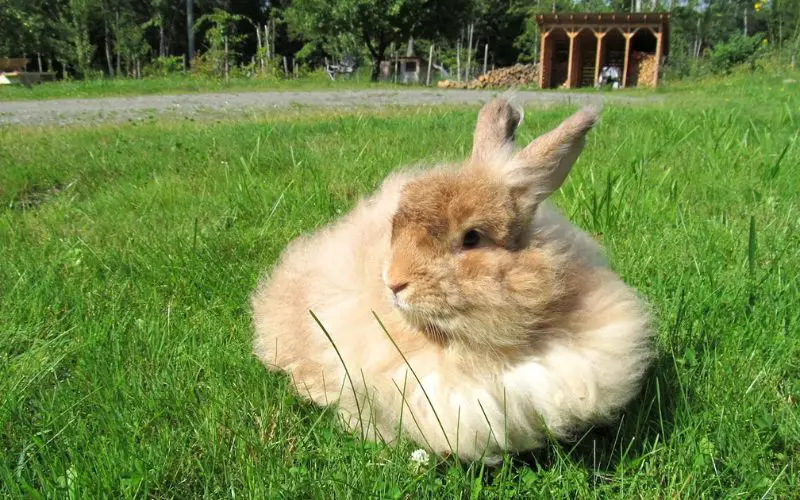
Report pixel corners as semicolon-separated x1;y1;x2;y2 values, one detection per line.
710;34;765;73
145;56;185;77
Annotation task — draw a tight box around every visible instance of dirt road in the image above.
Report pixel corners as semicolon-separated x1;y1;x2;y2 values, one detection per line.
0;89;661;127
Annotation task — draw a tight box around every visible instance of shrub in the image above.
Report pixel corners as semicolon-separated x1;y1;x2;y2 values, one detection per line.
710;34;765;73
143;56;183;76
144;56;185;77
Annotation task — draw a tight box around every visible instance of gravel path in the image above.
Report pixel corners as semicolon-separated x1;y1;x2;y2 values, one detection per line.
0;89;662;127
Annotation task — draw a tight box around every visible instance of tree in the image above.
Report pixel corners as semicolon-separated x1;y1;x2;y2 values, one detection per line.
193;8;250;77
51;0;98;77
286;0;473;81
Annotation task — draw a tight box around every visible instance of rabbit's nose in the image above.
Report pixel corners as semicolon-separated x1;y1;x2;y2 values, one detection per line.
388;281;409;295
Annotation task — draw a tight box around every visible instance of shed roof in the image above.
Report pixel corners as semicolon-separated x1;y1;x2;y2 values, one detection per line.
536;12;670;57
536;12;670;26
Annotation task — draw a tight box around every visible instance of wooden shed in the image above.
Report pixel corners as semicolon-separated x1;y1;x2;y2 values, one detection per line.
536;12;670;89
380;56;429;84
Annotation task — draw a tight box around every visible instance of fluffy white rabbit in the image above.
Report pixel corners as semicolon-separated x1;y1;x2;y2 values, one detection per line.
251;99;653;463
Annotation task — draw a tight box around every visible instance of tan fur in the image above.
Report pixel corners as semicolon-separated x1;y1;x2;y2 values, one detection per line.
251;99;653;463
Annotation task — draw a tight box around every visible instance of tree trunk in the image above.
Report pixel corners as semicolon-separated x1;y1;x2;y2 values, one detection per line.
466;23;474;80
186;0;195;65
370;43;389;82
115;10;121;75
271;22;276;59
104;17;114;77
160;24;165;57
371;58;382;81
256;26;264;72
364;32;388;82
224;36;230;80
744;8;748;37
695;16;702;59
427;44;434;85
456;36;461;82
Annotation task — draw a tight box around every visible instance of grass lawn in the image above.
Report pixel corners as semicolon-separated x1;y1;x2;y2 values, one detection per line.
1;77;798;497
0;72;385;102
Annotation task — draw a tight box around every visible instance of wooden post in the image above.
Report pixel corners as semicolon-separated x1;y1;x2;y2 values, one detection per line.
483;43;488;74
427;44;434;85
539;30;550;89
653;31;663;87
566;30;579;89
594;31;606;87
622;31;633;88
283;56;288;77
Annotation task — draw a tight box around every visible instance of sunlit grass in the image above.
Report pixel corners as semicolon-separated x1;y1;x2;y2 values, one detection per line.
0;79;797;497
0;71;385;102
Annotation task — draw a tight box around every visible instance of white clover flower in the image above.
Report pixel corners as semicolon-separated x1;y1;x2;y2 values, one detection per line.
409;448;430;466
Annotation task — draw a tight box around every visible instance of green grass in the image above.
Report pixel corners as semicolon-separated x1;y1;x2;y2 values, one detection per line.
1;78;798;497
0;72;386;102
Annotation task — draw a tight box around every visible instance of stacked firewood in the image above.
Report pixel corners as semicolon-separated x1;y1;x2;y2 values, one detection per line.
437;79;465;88
636;54;658;88
437;63;539;89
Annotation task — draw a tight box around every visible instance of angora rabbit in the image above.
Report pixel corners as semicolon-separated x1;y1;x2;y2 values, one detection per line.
251;99;652;463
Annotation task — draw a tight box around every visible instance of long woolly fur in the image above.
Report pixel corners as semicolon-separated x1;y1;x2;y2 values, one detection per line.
251;98;653;463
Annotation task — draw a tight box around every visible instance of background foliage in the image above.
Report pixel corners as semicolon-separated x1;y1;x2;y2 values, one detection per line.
1;0;798;80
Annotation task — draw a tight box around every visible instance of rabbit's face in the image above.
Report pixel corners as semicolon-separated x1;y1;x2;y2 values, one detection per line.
385;169;534;346
383;98;599;347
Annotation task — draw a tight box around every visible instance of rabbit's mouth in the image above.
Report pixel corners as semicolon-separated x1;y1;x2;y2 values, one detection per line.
402;312;452;344
394;300;459;337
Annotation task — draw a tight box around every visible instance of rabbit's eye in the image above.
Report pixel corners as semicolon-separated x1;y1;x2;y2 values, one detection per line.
462;229;481;250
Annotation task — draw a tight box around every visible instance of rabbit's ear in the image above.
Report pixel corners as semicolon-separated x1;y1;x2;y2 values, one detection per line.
470;98;524;165
506;106;599;211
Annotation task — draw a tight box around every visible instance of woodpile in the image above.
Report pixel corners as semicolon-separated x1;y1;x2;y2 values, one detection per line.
437;79;465;89
437;63;539;90
636;54;658;88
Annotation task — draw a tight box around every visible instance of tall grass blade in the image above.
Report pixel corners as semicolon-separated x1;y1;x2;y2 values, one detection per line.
372;311;455;456
309;309;365;441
